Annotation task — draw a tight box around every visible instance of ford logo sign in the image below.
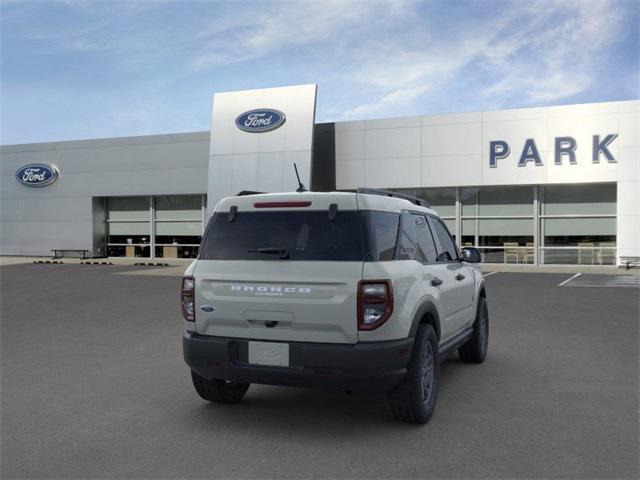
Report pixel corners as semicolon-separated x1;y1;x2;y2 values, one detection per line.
15;164;60;187
235;109;286;133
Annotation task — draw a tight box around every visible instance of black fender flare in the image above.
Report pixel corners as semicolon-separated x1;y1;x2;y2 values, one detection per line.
408;301;442;340
477;277;487;299
475;280;487;320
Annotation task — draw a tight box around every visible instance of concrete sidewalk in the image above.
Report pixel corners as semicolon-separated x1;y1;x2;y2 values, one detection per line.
0;255;193;267
2;256;638;275
479;263;640;275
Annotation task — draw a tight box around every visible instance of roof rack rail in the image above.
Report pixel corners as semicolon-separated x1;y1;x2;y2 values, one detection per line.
356;188;431;208
236;190;265;196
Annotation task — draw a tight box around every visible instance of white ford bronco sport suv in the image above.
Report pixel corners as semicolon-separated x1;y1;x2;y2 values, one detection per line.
183;189;488;423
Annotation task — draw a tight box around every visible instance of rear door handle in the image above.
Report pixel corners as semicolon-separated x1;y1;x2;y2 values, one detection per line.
455;273;466;281
430;277;443;287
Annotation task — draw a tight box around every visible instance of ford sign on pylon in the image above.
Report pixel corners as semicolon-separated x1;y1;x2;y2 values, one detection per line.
15;164;60;187
235;109;286;133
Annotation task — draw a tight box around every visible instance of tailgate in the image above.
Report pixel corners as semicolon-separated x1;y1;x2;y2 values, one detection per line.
194;260;361;344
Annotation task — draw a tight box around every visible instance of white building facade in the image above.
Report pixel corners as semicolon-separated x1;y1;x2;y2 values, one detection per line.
1;84;638;266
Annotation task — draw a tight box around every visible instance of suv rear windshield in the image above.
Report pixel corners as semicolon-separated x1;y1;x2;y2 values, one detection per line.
199;210;401;262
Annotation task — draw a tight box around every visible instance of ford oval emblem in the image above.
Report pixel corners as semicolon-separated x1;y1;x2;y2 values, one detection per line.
235;109;286;133
15;163;60;187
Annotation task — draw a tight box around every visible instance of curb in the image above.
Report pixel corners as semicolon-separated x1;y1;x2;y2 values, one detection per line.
81;261;113;265
33;260;64;264
133;262;170;267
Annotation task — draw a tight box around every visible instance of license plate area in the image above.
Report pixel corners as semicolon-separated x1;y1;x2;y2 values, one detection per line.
248;341;290;367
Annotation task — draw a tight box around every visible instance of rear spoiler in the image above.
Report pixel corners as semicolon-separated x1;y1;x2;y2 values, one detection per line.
236;190;265;196
356;188;430;208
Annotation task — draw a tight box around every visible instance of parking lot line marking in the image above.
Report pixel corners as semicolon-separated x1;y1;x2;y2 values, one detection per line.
483;272;498;277
563;275;640;288
558;273;581;286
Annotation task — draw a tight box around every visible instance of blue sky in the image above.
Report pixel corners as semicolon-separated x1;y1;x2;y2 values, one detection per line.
1;0;638;144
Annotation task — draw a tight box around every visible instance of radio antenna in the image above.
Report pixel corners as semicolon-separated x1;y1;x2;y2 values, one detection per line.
293;163;307;192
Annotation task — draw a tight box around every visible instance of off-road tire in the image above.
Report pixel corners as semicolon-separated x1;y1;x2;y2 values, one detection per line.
191;371;250;404
387;324;439;424
458;296;489;364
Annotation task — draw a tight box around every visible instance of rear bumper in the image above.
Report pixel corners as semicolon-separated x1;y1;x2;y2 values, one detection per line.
183;332;414;393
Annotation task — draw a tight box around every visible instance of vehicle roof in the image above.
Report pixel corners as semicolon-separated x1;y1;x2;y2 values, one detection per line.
214;191;439;216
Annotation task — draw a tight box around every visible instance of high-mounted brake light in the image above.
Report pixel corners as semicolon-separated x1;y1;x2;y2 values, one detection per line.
254;201;312;208
181;276;195;322
357;280;394;331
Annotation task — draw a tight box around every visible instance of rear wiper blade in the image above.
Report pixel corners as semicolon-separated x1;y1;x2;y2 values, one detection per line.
248;247;290;259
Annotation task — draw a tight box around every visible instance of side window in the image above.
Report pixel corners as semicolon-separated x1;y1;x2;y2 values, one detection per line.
396;213;418;261
430;217;458;262
413;214;438;263
396;212;438;263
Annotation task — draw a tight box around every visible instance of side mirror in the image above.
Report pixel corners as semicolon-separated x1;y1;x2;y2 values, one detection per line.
436;251;452;262
462;247;481;263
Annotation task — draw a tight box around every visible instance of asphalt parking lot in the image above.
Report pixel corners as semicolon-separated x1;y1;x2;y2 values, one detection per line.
1;263;638;479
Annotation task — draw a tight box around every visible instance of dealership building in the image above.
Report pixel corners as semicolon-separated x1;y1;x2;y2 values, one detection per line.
1;84;638;266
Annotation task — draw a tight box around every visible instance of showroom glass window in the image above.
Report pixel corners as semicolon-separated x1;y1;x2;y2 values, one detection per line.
540;184;616;265
461;186;534;264
106;197;151;258
106;194;205;259
383;183;616;265
155;195;203;259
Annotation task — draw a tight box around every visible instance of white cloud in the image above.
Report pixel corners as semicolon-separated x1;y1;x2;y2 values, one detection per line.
342;85;429;119
477;0;627;105
188;0;412;71
337;0;631;118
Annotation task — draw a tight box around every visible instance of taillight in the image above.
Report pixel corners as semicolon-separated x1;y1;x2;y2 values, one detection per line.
357;280;393;331
181;276;195;322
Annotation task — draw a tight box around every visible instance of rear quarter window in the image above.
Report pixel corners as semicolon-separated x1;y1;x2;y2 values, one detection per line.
360;211;400;261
